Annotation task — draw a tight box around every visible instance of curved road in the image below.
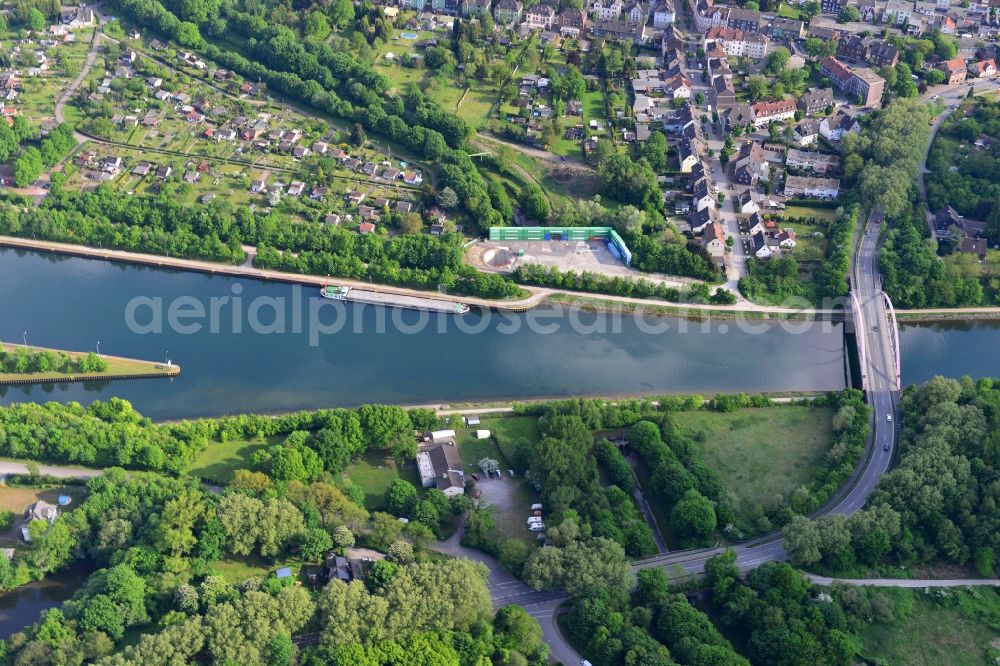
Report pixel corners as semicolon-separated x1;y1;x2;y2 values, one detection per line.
633;210;899;579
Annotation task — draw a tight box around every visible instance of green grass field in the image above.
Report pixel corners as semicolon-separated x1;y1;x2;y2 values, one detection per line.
672;406;835;526
784;204;840;223
211;557;299;583
452;415;540;470
343;449;421;511
478;416;540;463
780;221;829;261
860;587;1000;666
188;437;273;483
777;3;802;18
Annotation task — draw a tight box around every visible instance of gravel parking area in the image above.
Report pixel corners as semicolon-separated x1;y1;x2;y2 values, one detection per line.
471;239;695;288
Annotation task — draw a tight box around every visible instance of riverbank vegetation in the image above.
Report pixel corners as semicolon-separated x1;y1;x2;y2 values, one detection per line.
785;376;1000;579
0;398;438;476
515;263;735;306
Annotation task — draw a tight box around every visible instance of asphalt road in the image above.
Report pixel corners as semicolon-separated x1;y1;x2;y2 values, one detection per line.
633;208;900;579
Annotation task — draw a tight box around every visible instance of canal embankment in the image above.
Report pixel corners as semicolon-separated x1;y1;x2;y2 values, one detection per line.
0;343;179;386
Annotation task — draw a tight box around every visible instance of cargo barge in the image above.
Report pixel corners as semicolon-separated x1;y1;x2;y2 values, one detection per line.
321;285;470;314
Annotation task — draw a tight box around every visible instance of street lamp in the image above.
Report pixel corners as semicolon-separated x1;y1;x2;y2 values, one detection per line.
96;341;101;357
22;331;27;348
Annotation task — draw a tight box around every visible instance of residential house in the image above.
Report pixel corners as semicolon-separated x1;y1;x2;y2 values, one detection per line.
61;6;95;27
555;7;587;34
884;0;913;24
525;3;557;28
678;138;701;173
694;0;728;31
416;438;466;497
726;103;757;132
358;222;377;234
934;206;985;237
786;149;842;174
968;59;996;78
738;189;760;215
624;1;649;24
939;58;968;85
688;204;720;233
820;57;885;107
769;17;805;40
461;0;490;17
287;181;306;196
712;75;737;112
156;165;173;180
132;162;152;176
26;501;58;524
751;98;796;128
750;231;772;258
798;88;833;116
836;34;870;62
868;41;900;68
692;174;717;211
727;7;765;32
704;26;769;59
820;109;860;141
592;0;624;21
784;175;840;198
653;0;675;27
495;0;523;25
961;236;988;258
733;141;769;186
701;221;727;260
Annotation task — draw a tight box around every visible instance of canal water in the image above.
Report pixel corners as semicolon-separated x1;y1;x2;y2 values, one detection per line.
0;248;992;420
0;562;93;638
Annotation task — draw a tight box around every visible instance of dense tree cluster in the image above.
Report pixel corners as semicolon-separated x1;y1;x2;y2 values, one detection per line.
514;413;657;558
787;376;1000;577
704;552;864;665
1;450;552;666
879;205;986;307
739;256;813;305
926;100;1000;232
0;399;433;477
509;391;864;541
627;419;721;547
0;187;520;298
842;99;934;220
0;348;107;375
